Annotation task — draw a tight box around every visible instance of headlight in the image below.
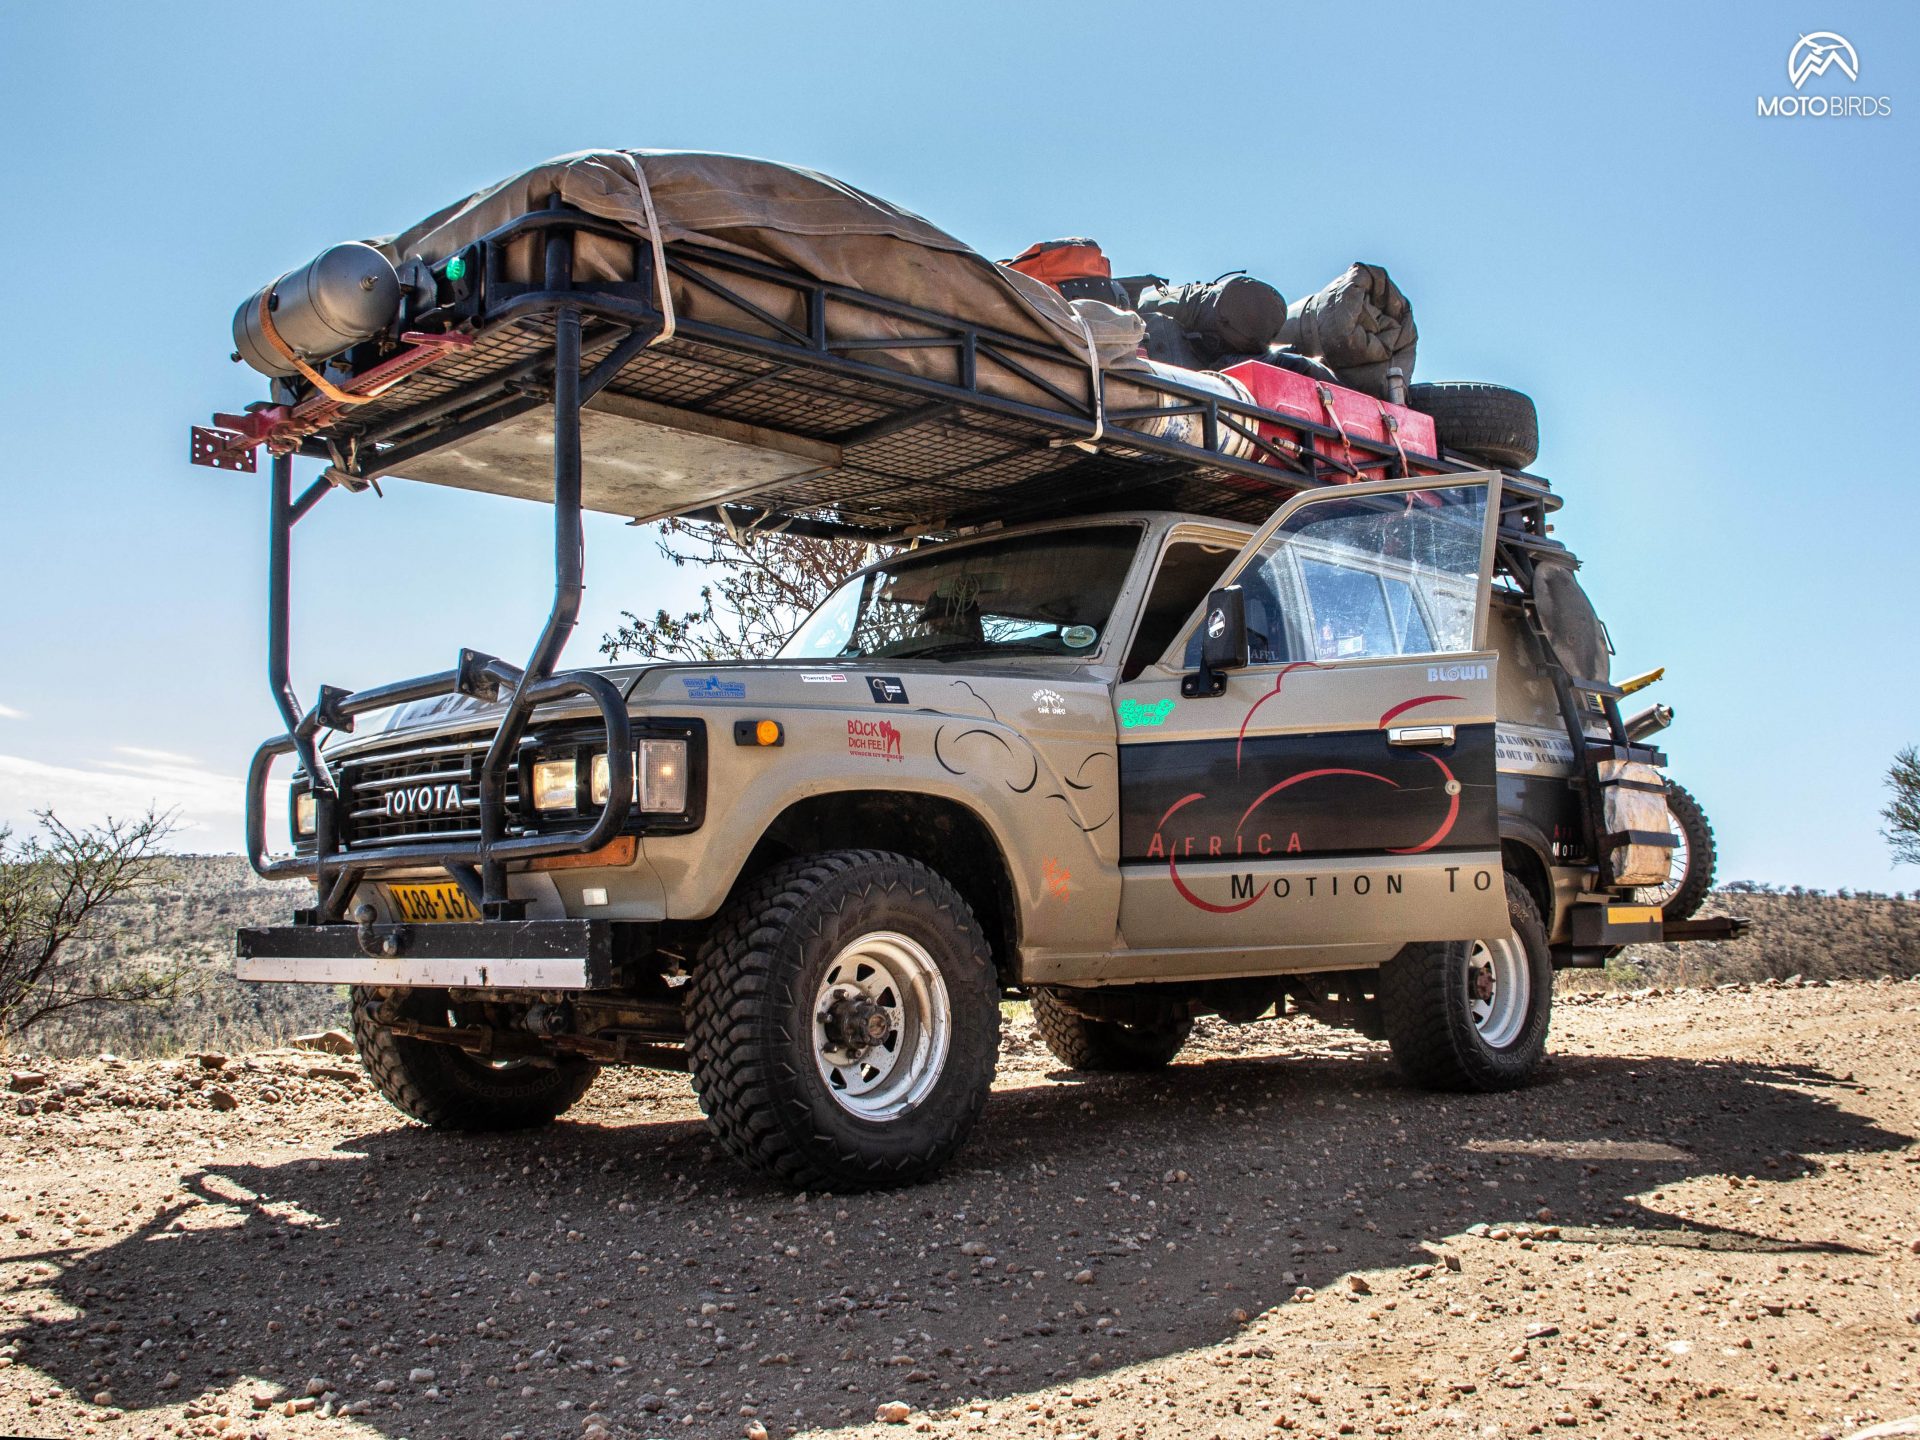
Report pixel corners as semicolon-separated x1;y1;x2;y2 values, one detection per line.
591;739;689;813
530;757;579;812
292;789;317;839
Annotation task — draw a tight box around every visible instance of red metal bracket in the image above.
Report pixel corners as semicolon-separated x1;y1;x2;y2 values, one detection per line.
188;331;476;471
190;426;258;472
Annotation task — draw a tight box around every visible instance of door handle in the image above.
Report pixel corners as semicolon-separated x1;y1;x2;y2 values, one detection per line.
1387;724;1456;747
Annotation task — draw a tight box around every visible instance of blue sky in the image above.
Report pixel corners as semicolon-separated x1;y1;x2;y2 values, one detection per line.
0;1;1913;890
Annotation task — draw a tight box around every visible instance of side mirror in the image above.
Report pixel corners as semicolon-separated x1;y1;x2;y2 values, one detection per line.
1183;586;1247;697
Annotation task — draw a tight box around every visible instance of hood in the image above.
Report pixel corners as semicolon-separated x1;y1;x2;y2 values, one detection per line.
325;654;1103;758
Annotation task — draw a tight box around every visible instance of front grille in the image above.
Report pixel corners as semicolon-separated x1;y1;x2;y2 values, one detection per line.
309;717;706;855
337;733;521;849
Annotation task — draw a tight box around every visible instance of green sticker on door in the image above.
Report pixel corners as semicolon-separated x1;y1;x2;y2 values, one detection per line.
1119;697;1178;729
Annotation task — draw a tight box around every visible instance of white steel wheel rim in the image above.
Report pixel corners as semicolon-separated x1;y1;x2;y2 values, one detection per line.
812;931;952;1120
1468;932;1530;1050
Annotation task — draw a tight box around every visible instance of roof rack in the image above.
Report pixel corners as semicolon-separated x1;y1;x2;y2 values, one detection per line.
194;200;1560;539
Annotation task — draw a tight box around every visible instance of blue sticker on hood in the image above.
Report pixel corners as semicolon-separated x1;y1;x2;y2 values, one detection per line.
680;675;747;700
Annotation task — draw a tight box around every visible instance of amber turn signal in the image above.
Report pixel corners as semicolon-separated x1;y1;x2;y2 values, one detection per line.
733;719;784;747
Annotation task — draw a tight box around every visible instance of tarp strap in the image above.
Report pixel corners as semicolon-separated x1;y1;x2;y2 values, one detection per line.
1050;310;1105;452
1315;383;1353;451
619;152;678;346
258;288;381;407
1379;408;1410;477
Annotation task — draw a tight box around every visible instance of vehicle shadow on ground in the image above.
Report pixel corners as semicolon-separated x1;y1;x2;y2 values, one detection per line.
5;1045;1905;1438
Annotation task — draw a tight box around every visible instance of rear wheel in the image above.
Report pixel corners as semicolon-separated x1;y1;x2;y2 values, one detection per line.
1031;989;1192;1071
1635;780;1716;921
1378;873;1552;1091
685;851;1000;1192
350;986;598;1130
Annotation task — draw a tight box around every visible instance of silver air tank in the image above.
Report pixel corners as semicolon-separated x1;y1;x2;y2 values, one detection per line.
232;242;401;377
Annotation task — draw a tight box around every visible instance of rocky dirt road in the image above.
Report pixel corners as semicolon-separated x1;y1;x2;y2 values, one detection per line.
3;979;1918;1440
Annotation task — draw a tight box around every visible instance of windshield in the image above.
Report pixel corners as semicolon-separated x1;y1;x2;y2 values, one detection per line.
780;526;1143;662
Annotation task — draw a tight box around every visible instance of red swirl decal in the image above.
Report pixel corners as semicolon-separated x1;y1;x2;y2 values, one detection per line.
1386;752;1460;854
1377;694;1462;729
1234;767;1398;835
1236;662;1323;770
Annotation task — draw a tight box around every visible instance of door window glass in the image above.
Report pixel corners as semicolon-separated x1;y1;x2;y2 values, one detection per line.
1383;574;1434;653
1298;559;1397;659
1185;483;1487;665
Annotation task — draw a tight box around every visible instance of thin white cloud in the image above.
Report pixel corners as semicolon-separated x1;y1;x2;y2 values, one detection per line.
114;744;199;766
0;703;24;720
0;751;244;845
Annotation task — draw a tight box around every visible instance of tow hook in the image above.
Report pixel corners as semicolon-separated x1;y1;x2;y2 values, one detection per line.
353;903;411;960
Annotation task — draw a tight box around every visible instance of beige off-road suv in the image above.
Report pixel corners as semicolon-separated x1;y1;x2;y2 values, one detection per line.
198;175;1731;1192
239;476;1712;1191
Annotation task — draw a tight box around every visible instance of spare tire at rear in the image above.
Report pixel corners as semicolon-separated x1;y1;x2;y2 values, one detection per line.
1406;382;1539;470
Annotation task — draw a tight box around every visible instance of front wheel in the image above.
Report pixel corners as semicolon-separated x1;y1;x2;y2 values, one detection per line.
1378;873;1552;1092
350;986;599;1130
685;850;1000;1192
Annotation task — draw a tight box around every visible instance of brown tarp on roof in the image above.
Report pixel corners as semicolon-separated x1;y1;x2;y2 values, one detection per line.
374;149;1150;387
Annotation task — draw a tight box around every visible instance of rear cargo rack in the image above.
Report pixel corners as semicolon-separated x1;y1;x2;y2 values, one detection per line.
205;201;1570;919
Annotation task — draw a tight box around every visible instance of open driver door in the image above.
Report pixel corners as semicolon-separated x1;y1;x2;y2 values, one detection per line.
1113;475;1509;966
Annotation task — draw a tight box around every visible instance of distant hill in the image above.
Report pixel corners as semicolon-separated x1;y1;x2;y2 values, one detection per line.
28;854;344;1059
1612;887;1920;988
17;860;1919;1057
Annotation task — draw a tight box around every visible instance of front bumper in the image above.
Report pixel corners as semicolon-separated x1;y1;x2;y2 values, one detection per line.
235;918;616;990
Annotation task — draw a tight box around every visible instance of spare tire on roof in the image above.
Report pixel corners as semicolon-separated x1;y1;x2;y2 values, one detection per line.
1405;381;1539;470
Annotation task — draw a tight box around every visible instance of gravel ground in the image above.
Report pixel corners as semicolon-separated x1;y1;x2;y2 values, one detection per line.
2;977;1918;1440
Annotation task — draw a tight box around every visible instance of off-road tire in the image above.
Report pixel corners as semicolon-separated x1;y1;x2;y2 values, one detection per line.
1379;873;1552;1092
1406;382;1540;470
1031;989;1192;1071
1645;781;1716;921
350;986;599;1130
684;850;1000;1192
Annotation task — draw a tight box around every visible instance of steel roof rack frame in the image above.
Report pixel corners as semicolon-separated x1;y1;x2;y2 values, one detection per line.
205;200;1581;918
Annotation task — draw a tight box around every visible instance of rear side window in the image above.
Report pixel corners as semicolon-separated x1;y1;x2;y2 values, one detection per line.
1123;540;1234;679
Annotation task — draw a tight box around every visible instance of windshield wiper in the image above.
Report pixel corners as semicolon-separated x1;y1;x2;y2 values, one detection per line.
892;640;1063;662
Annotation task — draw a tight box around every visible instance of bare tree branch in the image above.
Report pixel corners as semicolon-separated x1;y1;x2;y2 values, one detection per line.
601;518;882;663
0;809;181;1040
1884;746;1920;868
